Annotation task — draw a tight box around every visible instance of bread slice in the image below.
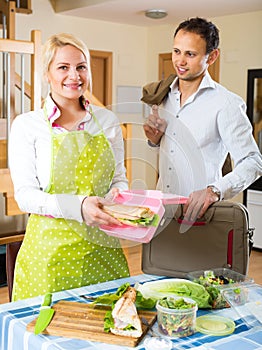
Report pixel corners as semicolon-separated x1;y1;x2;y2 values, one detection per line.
110;287;142;338
102;203;155;227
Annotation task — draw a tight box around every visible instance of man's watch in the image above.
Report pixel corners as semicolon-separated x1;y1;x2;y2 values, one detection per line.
207;185;221;200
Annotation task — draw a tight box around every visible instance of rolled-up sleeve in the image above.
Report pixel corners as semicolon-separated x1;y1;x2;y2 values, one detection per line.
9;112;85;222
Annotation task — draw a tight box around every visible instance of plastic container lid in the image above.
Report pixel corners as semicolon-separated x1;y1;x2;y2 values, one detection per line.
196;315;235;336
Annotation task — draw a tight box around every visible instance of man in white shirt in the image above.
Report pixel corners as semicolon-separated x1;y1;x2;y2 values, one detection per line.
143;17;262;221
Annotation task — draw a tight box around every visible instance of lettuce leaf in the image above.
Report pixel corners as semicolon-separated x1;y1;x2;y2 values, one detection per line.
91;282;130;307
91;282;155;309
104;310;114;332
120;214;160;227
137;279;212;308
135;290;156;309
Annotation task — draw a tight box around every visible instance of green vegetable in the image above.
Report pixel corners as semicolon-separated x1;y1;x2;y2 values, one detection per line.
91;282;155;309
135;290;156;309
192;271;238;308
137;279;211;308
104;310;114;332
234;288;241;295
91;283;130;307
121;214;160;227
159;297;196;309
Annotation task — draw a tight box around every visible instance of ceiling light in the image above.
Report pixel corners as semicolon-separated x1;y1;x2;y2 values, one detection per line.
145;9;168;19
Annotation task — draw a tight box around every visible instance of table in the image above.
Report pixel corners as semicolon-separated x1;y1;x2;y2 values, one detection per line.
1;274;262;350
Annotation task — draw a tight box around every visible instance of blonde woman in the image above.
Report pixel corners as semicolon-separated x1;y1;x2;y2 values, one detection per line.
9;33;130;301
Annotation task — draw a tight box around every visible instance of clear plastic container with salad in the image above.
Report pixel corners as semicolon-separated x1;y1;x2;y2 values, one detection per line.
156;296;198;338
187;268;253;309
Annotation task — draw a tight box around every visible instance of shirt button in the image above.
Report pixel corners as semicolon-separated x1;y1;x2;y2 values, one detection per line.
170;150;174;153
169;167;172;170
166;185;170;188
176;115;179;118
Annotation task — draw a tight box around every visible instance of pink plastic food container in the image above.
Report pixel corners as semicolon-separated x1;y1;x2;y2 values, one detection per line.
100;190;188;243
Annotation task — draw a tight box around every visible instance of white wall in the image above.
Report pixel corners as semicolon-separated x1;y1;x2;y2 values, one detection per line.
215;11;262;100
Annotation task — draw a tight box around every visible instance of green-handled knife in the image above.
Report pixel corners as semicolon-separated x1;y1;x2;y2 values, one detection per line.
34;293;55;335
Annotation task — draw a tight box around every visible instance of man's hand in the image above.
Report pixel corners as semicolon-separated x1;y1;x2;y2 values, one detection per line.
104;187;120;202
183;187;220;222
143;105;167;145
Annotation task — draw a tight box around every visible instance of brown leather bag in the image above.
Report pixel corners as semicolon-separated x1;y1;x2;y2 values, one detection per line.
142;201;254;277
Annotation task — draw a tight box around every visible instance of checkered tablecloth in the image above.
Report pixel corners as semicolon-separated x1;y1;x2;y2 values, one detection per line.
1;274;262;350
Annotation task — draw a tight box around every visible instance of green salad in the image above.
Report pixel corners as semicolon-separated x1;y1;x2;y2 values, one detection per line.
157;297;197;337
136;279;211;308
158;297;196;309
192;270;237;308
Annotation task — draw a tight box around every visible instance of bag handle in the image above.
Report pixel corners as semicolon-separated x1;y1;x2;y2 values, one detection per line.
174;204;216;226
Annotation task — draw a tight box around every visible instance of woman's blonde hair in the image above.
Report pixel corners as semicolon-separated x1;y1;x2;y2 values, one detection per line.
42;33;92;92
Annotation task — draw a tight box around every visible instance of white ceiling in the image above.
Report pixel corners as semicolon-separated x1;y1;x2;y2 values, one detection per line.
50;0;262;26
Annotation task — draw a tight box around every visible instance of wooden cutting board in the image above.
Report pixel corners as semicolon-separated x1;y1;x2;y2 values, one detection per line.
27;300;157;347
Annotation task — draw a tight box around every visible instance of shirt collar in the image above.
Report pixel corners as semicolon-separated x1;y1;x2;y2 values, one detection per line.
170;71;216;94
44;94;92;125
199;71;216;90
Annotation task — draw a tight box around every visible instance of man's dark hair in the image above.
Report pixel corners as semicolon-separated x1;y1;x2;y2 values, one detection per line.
174;17;219;54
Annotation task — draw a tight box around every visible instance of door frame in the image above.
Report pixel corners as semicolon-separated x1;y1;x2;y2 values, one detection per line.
89;50;112;107
159;53;173;80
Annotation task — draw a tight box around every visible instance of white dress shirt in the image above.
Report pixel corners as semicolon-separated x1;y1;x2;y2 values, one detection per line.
153;72;262;199
9;95;128;222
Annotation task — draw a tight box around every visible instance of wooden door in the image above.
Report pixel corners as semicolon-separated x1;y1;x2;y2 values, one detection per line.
159;53;174;80
159;52;220;82
88;51;132;185
89;50;112;107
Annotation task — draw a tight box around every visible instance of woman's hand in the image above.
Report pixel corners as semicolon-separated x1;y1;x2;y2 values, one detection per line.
143;105;167;145
183;187;220;222
81;196;121;227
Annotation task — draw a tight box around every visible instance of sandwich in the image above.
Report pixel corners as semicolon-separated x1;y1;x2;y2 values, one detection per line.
109;286;143;338
102;203;157;227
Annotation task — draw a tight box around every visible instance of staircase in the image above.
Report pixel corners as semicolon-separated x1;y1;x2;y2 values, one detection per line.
0;0;41;249
0;0;32;39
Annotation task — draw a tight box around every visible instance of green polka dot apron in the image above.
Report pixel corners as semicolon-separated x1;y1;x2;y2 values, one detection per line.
12;108;129;301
